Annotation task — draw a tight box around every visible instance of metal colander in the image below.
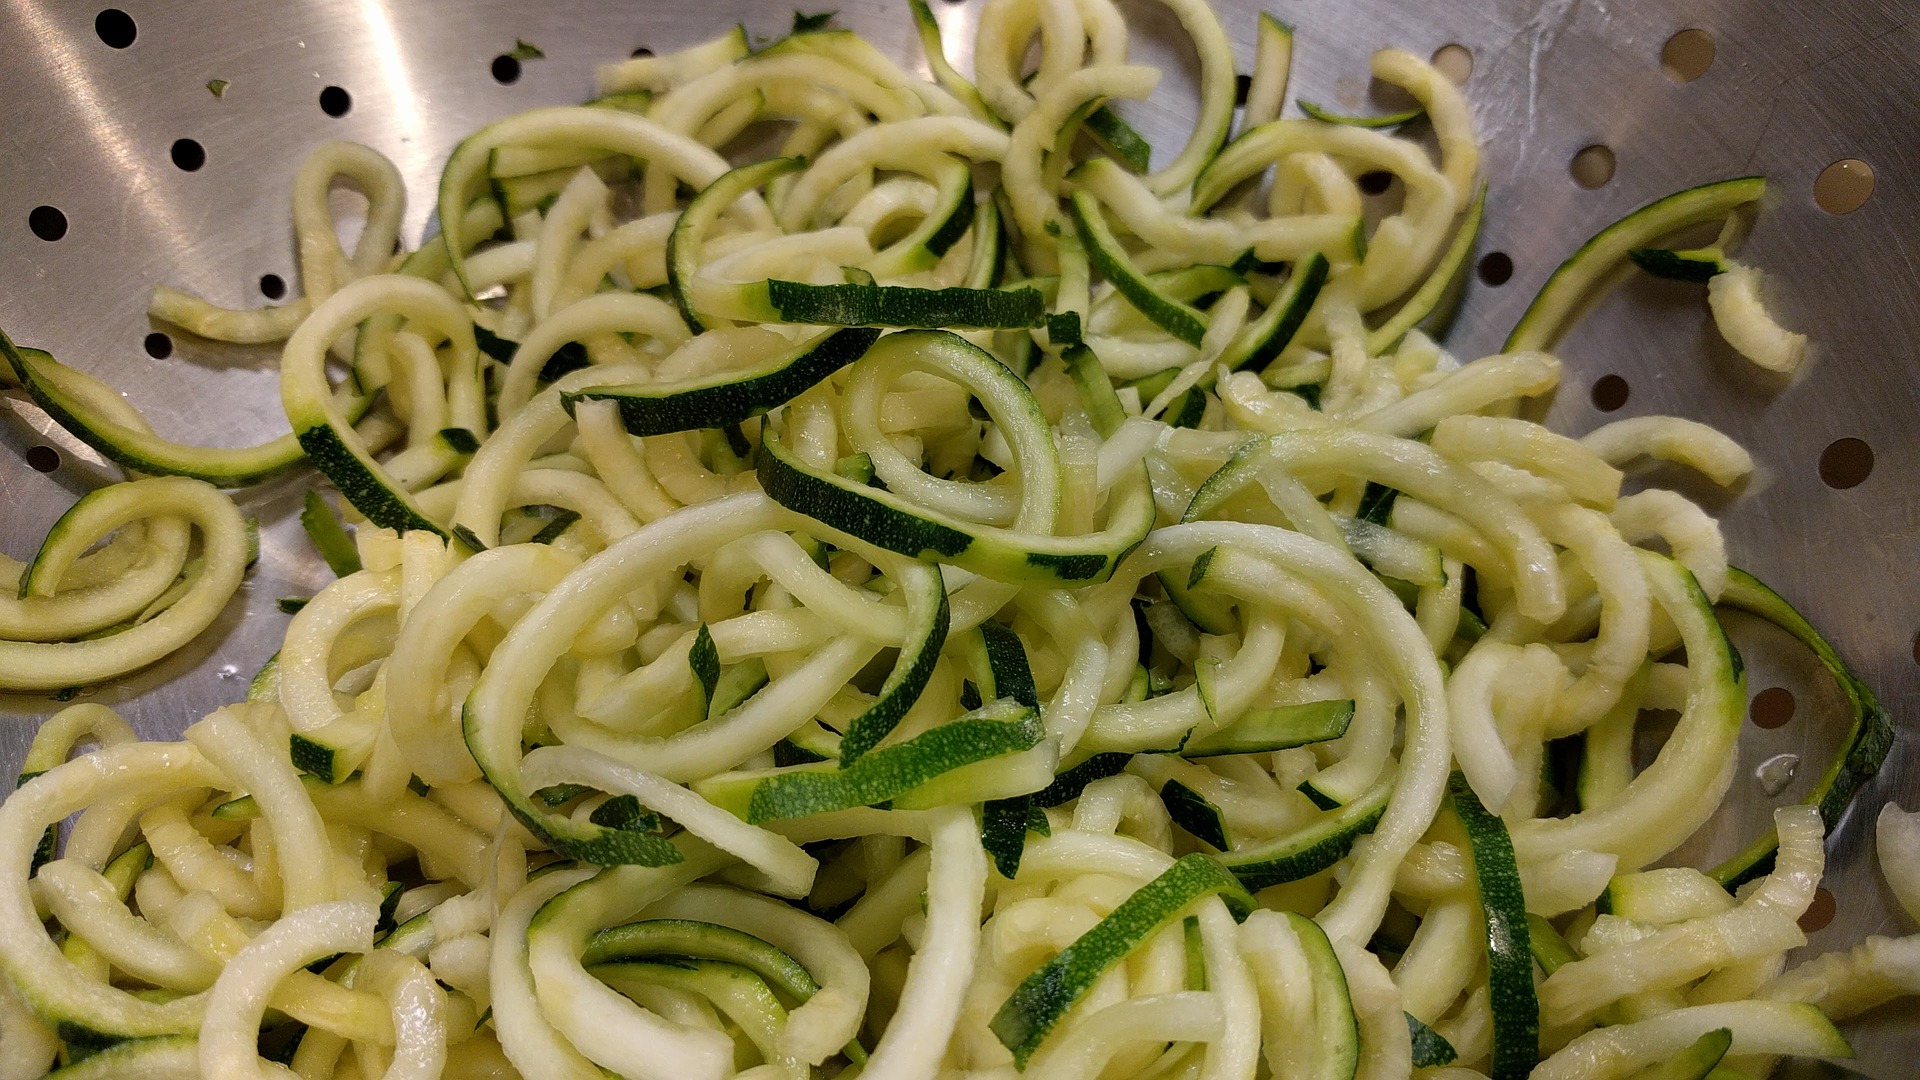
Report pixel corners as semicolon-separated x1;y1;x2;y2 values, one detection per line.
2;0;1915;1072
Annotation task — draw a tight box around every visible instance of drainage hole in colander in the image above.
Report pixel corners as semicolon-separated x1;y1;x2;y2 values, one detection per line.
320;86;352;118
1749;686;1795;729
144;333;172;360
1661;29;1714;83
1358;171;1393;196
170;139;205;172
1799;888;1837;933
24;447;60;474
1818;438;1873;489
28;206;67;242
630;47;655;59
1430;44;1472;85
1571;145;1615;189
1815;159;1874;215
260;274;287;300
94;9;136;49
1475;251;1512;287
1589;374;1629;412
492;55;522;85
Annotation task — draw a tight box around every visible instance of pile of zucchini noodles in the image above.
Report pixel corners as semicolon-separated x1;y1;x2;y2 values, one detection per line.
0;1;1906;1078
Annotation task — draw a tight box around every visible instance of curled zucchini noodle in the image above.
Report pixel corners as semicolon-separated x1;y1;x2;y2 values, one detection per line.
0;4;1892;1079
0;475;252;694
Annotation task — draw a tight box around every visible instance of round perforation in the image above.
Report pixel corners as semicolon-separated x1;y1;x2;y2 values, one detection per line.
1661;29;1715;82
1815;159;1875;215
319;86;353;118
1818;438;1873;489
28;206;67;242
1590;374;1630;412
259;274;287;300
24;446;60;473
170;138;206;172
1750;687;1795;729
1799;887;1838;933
1430;44;1472;85
1476;251;1512;286
144;332;172;359
1571;144;1616;189
492;55;523;84
94;9;136;49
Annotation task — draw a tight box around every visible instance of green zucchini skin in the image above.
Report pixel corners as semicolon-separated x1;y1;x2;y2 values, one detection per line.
862;157;976;279
755;330;1152;585
989;853;1254;1067
1635;1028;1733;1080
42;1035;199;1078
835;564;950;765
1084;107;1151;172
1365;185;1485;354
300;491;362;577
1033;752;1135;808
563;327;881;436
757;428;1149;585
670;156;806;334
2;337;318;487
1450;771;1538;1080
1161;778;1230;850
1068;190;1209;347
1505;176;1765;353
1290;911;1360;1080
1221;251;1329;373
694;700;1043;823
289;730;361;784
1407;1011;1458;1068
1220;778;1389;891
1061;344;1128;437
1183;698;1354;757
1709;568;1895;890
761;279;1047;329
583;918;821;1001
1629;247;1731;283
1526;913;1578;975
977;621;1046;878
1298;99;1424;128
462;698;686;868
979;795;1049;880
293;423;447;537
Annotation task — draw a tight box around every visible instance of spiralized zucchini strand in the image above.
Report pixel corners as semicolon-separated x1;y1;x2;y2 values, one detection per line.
0;5;1886;1079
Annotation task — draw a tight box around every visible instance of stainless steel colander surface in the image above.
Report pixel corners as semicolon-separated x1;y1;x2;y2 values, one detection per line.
2;0;1916;1072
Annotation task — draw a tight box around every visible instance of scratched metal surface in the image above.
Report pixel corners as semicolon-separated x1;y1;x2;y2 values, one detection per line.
1;0;1916;1071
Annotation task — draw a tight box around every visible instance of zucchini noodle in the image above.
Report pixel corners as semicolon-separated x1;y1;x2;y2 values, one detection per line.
0;475;252;694
0;4;1894;1079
